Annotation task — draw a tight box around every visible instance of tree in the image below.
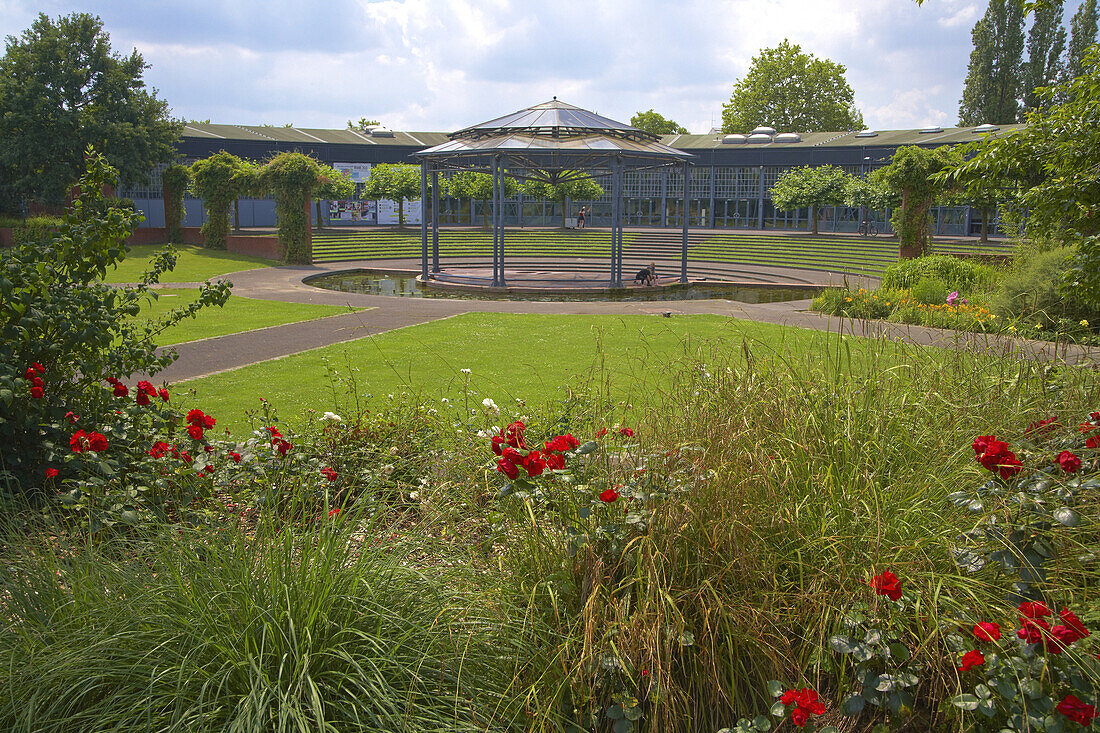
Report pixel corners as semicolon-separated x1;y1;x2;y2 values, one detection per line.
189;152;252;249
844;170;899;216
629;109;688;135
768;165;850;235
877;145;959;257
959;0;1026;125
1067;0;1099;80
314;165;355;230
721;40;864;133
161;164;190;243
0;13;180;209
347;118;381;132
521;175;605;228
446;171;519;228
1022;0;1067;115
361;164;422;228
260;152;327;264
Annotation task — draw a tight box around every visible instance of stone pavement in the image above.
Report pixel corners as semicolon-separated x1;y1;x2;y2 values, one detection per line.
149;260;1100;383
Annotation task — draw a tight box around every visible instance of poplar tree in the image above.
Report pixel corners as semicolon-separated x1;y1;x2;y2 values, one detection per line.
1066;0;1098;80
1022;0;1067;115
959;0;1026;125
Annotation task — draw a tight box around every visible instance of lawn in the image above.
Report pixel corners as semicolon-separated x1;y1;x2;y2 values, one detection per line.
176;311;967;432
107;243;276;283
139;288;367;345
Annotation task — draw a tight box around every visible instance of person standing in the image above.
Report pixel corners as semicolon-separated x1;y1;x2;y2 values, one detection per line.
577;206;586;229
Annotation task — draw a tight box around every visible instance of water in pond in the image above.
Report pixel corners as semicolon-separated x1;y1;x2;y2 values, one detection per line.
307;271;819;304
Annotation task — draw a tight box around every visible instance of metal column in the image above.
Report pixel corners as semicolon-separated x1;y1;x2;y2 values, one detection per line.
611;159;622;287
660;168;668;228
756;165;766;230
681;161;690;284
419;164;428;280
431;170;439;273
498;157;506;287
708;165;715;229
491;158;500;287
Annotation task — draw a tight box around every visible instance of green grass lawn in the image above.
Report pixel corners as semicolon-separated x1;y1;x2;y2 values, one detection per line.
140;288;367;345
177;311;968;432
108;244;276;283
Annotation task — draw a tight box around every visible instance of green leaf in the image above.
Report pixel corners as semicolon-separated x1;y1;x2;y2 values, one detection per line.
767;680;785;698
770;701;787;717
1020;679;1043;699
952;694;981;711
853;643;874;662
863;628;883;644
1053;507;1080;527
606;704;624;720
624;705;644;722
752;715;772;731
828;635;855;654
612;720;634;733
679;631;695;647
841;694;866;715
576;440;598;455
887;642;911;661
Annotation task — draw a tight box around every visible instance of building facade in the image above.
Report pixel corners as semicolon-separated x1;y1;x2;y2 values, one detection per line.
121;122;1018;237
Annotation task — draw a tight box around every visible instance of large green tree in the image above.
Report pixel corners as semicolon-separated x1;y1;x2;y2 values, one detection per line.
629;109;688;135
0;12;180;209
521;176;605;229
721;40;864;133
446;171;519;228
1066;0;1099;79
877;145;959;257
361;164;422;228
189;152;252;250
1022;0;1067;115
959;0;1026;125
768;165;850;235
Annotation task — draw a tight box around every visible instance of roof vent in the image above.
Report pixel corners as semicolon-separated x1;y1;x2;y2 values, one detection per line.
972;123;999;133
855;129;878;138
747;133;772;144
919;125;944;134
369;126;394;138
750;125;777;136
774;132;802;143
721;133;748;144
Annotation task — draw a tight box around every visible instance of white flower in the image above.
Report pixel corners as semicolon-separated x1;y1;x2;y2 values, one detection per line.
320;412;342;423
460;368;471;374
482;398;499;413
440;397;449;403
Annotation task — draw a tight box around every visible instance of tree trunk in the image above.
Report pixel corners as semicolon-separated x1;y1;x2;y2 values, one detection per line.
233;199;240;231
398;198;405;228
316;200;323;230
811;204;819;235
980;207;989;243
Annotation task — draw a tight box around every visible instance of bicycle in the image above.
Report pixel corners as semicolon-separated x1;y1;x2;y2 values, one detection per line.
857;220;879;237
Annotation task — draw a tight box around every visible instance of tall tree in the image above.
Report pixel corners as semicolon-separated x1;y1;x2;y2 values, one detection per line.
1066;0;1099;79
721;40;864;133
522;176;605;228
629;109;688;135
446;172;519;228
959;0;1026;125
360;164;422;228
877;146;960;258
768;165;850;235
0;13;180;208
1022;0;1067;115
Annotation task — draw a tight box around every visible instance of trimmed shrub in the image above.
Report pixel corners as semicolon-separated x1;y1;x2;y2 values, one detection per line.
909;277;951;305
10;216;65;246
162;164;189;243
262;152;323;264
881;255;994;293
190;151;251;250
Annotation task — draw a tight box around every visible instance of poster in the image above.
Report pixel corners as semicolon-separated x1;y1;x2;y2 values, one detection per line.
327;200;375;223
332;162;372;184
376;199;421;225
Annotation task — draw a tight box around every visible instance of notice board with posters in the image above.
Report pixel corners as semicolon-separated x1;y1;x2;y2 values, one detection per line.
332;162;372;184
376;199;422;225
327;199;376;223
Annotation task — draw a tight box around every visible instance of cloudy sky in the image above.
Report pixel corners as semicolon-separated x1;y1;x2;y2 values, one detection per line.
0;0;1086;133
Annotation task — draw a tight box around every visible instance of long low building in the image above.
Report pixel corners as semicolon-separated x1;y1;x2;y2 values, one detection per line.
120;119;1019;237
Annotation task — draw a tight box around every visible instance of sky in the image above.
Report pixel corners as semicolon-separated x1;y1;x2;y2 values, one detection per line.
0;0;1087;134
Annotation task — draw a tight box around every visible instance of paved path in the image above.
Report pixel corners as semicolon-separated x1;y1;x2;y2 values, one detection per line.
148;259;1100;383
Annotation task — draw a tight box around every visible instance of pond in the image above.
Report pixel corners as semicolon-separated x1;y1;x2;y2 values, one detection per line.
305;270;819;304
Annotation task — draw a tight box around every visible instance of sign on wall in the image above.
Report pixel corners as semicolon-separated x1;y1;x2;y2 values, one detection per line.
328;199;376;222
377;199;422;225
332;162;372;183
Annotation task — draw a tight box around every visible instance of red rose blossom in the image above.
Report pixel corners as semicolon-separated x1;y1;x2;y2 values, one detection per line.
32;362;44;373
328;507;341;518
228;451;242;463
147;441;170;458
599;487;620;503
1057;694;1097;726
31;376;43;388
274;439;292;456
23;367;36;380
491;435;505;455
958;649;985;671
266;426;282;438
1056;450;1082;473
619;427;635;437
1060;607;1090;640
30;386;43;399
112;383;128;398
1019;601;1052;619
972;435;995;456
496;458;519;480
70;430;88;452
1025;416;1059;435
975;437;1023;479
187;425;204;441
64;411;79;423
870;570;902;601
202;414;215;429
186;409;206;427
504;420;527;449
1017;618;1050;644
595;428;608;438
86;432;108;452
158;388;170;402
789;707;809;727
321;467;338;482
44;468;58;479
973;622;1001;641
1050;625;1081;647
523;450;545;477
545;453;565;470
136;391;150;406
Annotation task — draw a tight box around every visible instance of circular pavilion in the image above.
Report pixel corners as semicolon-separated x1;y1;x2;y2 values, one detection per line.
412;99;693;288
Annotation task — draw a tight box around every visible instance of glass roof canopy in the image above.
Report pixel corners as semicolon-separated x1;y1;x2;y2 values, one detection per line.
414;99;692;182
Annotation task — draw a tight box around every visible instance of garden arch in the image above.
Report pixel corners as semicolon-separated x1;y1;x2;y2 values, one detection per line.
413;99;694;287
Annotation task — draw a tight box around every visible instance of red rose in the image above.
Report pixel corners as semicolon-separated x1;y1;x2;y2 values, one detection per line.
789;707;809;727
178;451;192;464
523;450;545;477
972;434;996;455
1025;416;1059;434
70;430;87;452
1057;694;1097;726
321;467;338;482
976;438;1022;479
202;414;215;429
31;376;43;388
266;425;282;438
136;391;150;406
186;425;203;441
32;362;44;373
973;622;1001;641
186;409;206;427
1079;422;1100;434
496;458;519;480
44;468;59;479
1091;411;1100;421
202;464;214;475
228;451;242;463
328;507;341;518
112;383;128;398
1018;601;1052;619
1087;435;1100;449
87;432;108;452
546;453;565;470
147;441;169;458
958;649;985;671
105;377;119;386
504;420;526;449
491;435;505;455
870;570;902;601
595;428;608;438
501;446;524;465
1050;625;1081;647
64;411;79;423
545;435;570;453
23;367;36;380
780;690;798;705
1056;450;1082;473
1060;608;1090;640
619;427;635;437
30;386;43;399
1017;618;1050;644
599;487;620;503
158;388;170;402
275;439;292;456
793;689;819;709
204;445;214;453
